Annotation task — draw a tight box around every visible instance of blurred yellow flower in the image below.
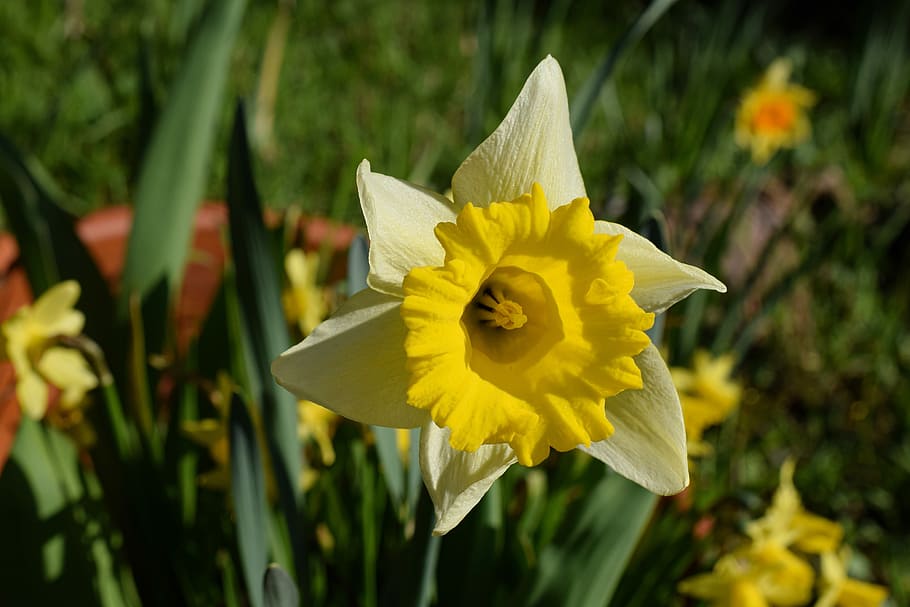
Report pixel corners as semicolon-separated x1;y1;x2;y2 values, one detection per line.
747;459;843;554
1;280;97;419
282;249;326;335
182;390;231;490
679;541;815;607
816;548;888;607
396;428;411;462
735;58;815;164
297;400;338;466
273;56;726;534
670;350;740;457
182;377;276;497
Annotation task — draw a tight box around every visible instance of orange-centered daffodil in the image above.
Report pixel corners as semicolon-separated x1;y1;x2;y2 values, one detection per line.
735;58;815;164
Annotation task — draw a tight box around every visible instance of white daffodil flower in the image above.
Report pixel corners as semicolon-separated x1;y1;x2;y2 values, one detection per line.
272;56;725;534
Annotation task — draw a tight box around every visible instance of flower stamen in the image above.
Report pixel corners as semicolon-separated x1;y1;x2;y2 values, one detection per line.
475;287;528;330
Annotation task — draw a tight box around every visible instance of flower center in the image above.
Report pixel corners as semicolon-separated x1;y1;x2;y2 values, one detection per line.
475;287;526;330
461;266;562;368
400;184;654;466
752;96;797;133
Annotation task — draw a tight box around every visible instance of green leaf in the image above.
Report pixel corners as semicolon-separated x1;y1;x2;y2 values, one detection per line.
226;102;303;585
0;420;132;606
230;394;269;607
119;0;247;312
372;426;405;510
0;135;113;338
527;473;658;607
263;564;300;607
0;134;59;292
346;233;370;297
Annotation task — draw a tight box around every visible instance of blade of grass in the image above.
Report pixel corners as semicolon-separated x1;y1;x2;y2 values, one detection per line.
177;347;199;527
571;0;680;139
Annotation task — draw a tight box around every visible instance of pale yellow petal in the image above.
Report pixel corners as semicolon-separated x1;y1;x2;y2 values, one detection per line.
31;281;85;336
451;56;585;211
182;418;226;446
764;57;793;88
595;220;726;313
677;571;728;600
419;420;517;535
284;249;308;287
17;370;49;419
357;160;460;296
37;347;98;408
582;343;689;494
272;288;429;428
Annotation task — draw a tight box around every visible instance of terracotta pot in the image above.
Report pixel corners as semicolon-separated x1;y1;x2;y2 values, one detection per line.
0;203;358;473
0;233;28;474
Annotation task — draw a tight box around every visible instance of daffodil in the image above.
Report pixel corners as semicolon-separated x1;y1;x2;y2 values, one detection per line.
670;350;741;456
816;548;888;607
282;249;327;335
272;56;726;534
1;280;98;419
679;541;815;607
297;400;338;466
735;58;815;164
747;459;843;554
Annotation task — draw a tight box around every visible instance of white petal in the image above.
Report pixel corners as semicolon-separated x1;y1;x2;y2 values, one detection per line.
357;160;459;296
581;343;689;494
419;421;517;535
595;221;726;314
271;288;429;429
451;56;585;210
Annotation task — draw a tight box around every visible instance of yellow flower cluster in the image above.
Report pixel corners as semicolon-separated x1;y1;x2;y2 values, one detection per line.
1;281;97;420
182;377;339;494
671;350;741;458
678;460;888;607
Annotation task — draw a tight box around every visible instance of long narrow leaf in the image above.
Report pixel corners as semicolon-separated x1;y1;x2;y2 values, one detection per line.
226;103;304;583
230;394;269;607
528;473;658;607
120;0;246;312
0;135;113;341
0;135;59;292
